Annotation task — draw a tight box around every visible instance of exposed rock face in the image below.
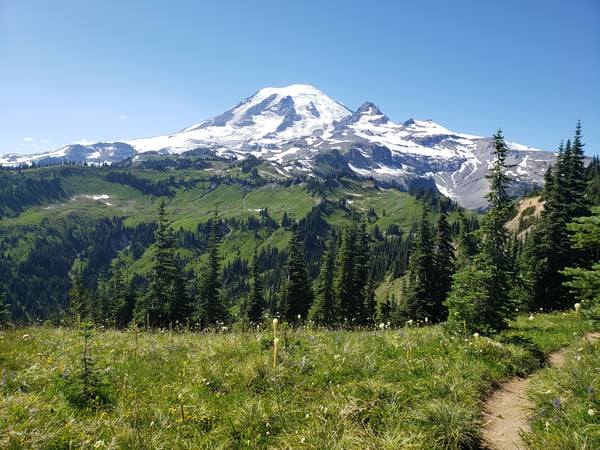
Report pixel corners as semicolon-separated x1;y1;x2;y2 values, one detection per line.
1;84;557;209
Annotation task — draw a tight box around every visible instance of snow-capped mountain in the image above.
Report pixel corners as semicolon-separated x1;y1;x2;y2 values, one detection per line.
0;84;557;209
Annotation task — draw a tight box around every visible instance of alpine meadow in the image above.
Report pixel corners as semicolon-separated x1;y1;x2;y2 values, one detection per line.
1;87;600;447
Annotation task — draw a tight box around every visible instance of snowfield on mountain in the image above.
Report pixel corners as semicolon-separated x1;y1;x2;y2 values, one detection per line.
0;84;557;209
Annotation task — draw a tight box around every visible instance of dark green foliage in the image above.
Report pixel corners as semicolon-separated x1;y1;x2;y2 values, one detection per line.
134;200;192;328
196;210;228;327
399;200;455;324
0;292;11;326
561;206;600;304
59;323;114;409
334;224;369;325
0;168;67;217
68;274;94;321
105;170;175;197
523;123;590;310
446;130;515;334
96;259;138;328
245;248;264;324
585;156;600;205
278;224;313;323
0;157;479;328
308;236;339;326
400;205;435;322
431;200;454;321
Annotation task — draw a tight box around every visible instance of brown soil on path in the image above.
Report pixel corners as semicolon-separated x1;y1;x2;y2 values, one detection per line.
481;375;531;449
481;332;600;450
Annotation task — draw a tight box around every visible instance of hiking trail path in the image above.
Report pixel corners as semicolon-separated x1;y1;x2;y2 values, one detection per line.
482;332;600;449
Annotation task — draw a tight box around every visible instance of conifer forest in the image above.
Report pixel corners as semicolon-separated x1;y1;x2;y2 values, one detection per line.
1;124;600;448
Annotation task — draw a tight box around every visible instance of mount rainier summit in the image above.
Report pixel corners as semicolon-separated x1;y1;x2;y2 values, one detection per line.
1;84;557;209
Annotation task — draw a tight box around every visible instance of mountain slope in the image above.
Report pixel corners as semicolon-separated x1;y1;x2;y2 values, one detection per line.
0;84;557;209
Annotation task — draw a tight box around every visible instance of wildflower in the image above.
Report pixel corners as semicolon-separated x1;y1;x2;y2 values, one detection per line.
553;398;561;408
379;323;385;331
301;437;306;444
588;408;596;416
575;303;581;315
473;332;479;338
529;315;534;320
22;334;30;339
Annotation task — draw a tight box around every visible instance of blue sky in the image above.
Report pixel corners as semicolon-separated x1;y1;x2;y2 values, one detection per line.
1;0;599;157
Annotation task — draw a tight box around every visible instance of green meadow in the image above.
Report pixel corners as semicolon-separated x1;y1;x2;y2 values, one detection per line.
1;312;598;449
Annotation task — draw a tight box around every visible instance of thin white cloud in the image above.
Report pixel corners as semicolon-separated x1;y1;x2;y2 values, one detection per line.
24;137;35;142
40;139;52;143
117;114;127;121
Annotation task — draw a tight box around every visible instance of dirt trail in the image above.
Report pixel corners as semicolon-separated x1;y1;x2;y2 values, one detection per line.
481;333;600;450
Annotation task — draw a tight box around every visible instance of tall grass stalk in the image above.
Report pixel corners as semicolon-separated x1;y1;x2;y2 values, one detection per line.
0;312;594;448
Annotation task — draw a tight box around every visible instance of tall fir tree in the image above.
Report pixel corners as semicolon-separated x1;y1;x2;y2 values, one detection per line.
134;200;191;328
308;235;339;326
523;123;589;310
334;223;369;325
561;206;600;305
0;292;11;326
278;224;313;323
431;199;454;322
445;130;515;334
585;156;600;205
197;210;228;326
246;248;264;324
69;274;94;322
400;205;435;322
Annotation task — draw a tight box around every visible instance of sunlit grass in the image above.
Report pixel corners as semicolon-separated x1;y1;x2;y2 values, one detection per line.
0;312;595;448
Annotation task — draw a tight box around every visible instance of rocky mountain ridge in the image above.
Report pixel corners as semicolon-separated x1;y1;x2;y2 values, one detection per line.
0;84;556;209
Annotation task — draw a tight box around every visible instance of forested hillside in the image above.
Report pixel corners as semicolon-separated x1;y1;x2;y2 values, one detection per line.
0;154;463;325
0;125;598;332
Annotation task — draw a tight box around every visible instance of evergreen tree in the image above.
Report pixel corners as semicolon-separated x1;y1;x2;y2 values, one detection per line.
334;223;369;325
278;224;313;323
400;205;435;322
564;121;588;218
524;123;589;310
69;274;94;322
561;206;600;304
0;292;11;327
246;248;264;324
308;235;339;326
134;200;191;328
585;156;600;205
110;259;137;328
197;210;228;326
446;130;515;334
454;212;479;269
431;199;454;322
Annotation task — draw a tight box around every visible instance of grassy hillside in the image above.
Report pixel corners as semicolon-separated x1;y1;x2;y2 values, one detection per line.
1;312;597;449
1;158;469;322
